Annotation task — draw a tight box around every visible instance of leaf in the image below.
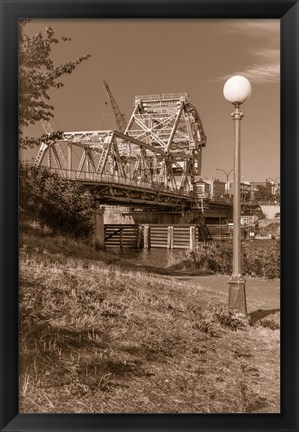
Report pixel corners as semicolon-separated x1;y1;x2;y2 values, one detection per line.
19;21;91;147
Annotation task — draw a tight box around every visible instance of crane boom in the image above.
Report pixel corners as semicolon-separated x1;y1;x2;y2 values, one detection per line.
103;81;127;132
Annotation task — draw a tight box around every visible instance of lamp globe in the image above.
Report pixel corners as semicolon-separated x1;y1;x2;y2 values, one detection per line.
223;75;252;104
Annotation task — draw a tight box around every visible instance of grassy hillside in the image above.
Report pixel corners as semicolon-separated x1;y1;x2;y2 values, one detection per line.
19;230;280;413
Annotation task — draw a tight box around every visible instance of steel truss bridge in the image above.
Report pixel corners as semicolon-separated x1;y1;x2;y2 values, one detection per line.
34;92;231;214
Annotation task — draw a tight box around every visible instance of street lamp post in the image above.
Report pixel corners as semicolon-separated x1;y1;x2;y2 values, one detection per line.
216;168;233;199
223;75;252;316
267;176;280;199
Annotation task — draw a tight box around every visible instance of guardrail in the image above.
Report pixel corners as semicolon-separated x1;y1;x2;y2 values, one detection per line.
48;168;191;198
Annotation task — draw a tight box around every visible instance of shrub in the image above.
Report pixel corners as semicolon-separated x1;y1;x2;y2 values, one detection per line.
242;241;280;279
20;163;94;237
173;240;280;279
187;243;233;274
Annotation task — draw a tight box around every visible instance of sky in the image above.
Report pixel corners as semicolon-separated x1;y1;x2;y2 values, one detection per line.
21;19;280;182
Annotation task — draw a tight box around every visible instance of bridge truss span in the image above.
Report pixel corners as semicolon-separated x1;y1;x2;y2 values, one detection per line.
35;92;207;195
33;92;227;211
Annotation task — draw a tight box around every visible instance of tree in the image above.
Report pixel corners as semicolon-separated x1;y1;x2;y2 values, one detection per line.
19;20;91;148
20;163;94;237
253;185;273;202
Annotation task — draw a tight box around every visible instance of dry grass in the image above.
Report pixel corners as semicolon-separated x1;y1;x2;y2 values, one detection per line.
19;232;280;413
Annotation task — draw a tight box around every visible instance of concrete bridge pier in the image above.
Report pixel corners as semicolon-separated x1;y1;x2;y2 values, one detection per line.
94;206;105;249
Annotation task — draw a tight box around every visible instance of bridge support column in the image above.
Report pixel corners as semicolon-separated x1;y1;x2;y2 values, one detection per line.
137;226;142;248
94;206;105;249
143;225;150;249
167;226;174;249
190;226;196;250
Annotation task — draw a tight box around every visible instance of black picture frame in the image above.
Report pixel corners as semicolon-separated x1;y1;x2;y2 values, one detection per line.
1;0;298;431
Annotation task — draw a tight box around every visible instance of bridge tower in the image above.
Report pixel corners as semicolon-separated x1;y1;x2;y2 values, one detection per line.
125;93;207;189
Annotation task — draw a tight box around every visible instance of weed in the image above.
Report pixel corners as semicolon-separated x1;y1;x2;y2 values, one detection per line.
193;319;219;337
257;319;280;330
212;304;248;331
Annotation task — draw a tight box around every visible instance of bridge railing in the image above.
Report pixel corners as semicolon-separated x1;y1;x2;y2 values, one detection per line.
135;93;189;102
38;167;233;206
48;168;192;198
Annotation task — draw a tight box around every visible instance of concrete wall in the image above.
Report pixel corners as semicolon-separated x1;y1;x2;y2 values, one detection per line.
103;206;210;225
259;204;280;219
103;205;231;225
103;206;196;225
103;206;135;224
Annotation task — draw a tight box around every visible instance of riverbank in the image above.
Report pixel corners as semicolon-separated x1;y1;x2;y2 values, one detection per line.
19;231;280;413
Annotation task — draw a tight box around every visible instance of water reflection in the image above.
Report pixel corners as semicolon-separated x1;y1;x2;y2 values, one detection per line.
107;248;184;269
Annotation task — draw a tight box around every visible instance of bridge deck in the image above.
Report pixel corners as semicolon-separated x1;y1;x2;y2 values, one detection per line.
48;167;232;212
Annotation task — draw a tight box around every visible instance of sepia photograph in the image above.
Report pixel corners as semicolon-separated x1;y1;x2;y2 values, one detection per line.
19;18;280;414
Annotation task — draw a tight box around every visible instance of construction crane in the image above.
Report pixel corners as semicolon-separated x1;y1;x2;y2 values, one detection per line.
103;81;127;132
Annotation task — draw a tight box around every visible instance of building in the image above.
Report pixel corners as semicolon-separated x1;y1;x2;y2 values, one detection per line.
203;178;226;200
228;181;251;202
266;178;280;197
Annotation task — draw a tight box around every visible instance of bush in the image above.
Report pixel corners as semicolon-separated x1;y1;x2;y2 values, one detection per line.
174;240;280;279
242;241;280;279
20;163;94;237
187;243;233;274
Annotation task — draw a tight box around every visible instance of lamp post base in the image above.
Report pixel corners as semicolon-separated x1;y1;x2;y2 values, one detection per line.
228;276;247;316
